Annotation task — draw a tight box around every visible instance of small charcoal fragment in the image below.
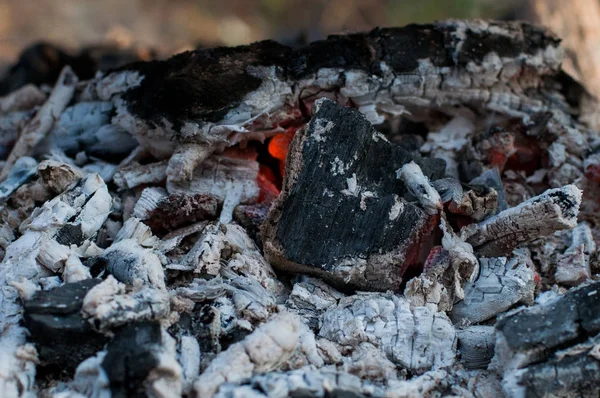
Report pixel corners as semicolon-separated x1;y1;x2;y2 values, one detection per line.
23;279;107;369
101;321;162;398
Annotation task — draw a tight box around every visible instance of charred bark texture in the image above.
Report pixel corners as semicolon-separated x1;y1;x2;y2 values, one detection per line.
263;99;444;291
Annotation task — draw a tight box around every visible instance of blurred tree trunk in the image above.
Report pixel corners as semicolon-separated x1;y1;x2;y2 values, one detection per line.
523;0;600;99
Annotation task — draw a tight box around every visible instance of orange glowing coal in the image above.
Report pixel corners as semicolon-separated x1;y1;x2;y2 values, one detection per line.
257;165;280;202
268;127;296;176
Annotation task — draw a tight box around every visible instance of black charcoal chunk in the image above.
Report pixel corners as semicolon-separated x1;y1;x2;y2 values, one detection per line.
517;338;600;397
263;99;444;291
496;281;600;354
101;321;162;398
23;279;107;369
496;281;600;396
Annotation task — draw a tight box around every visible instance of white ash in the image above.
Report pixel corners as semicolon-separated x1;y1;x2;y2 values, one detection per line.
554;222;596;286
47;101;137;158
451;252;536;325
133;187;168;220
176;223;224;275
212;367;386;398
396;161;442;215
343;342;398;382
146;329;183;398
441;216;479;286
85;70;144;101
405;217;479;313
319;292;457;372
114;217;159;248
1;67;78;180
103;239;166;289
113;160;168;190
166;154;259;205
178;335;201;395
71;352;111;397
220;223;286;299
81;275;170;331
171;275;276;329
191;312;301;398
421;116;475;178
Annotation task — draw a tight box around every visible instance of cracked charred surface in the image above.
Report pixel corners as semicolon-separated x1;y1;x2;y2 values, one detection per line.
2;18;600;398
494;281;600;397
318;292;457;373
83;20;580;184
451;253;536;325
263;99;444;291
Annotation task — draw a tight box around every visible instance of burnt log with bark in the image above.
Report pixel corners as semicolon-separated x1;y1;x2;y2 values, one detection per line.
88;20;584;185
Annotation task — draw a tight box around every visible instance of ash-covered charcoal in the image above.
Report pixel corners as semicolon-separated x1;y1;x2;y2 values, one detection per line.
0;84;46;114
5;18;600;398
285;276;345;330
451;252;536;325
100;321;182;398
0;156;37;201
112;160;168;190
404;217;479;313
22;279;107;369
167;153;260;224
171;275;276;337
47;101;138;159
457;326;495;369
470;168;508;213
89;21;572;186
461;184;582;257
81;276;170;331
37;159;84;194
0;173;111;396
494;281;600;397
263;99;444;291
1;66;78;180
212;367;386;398
102;239;166;289
133;187;218;235
553;222;596;286
319;292;457;373
191;312;301;398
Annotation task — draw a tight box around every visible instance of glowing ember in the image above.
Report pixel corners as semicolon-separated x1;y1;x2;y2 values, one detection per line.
257;165;280;203
268;127;296;176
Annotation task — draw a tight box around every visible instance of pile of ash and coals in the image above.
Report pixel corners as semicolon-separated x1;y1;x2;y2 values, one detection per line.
0;20;599;398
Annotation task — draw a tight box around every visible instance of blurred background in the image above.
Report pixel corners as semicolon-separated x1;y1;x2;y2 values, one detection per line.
0;0;521;63
1;0;599;96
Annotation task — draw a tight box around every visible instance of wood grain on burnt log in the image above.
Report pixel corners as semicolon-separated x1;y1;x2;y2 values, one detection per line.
263;99;444;291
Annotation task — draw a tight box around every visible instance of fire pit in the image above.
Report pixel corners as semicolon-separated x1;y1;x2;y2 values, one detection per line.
0;20;599;398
